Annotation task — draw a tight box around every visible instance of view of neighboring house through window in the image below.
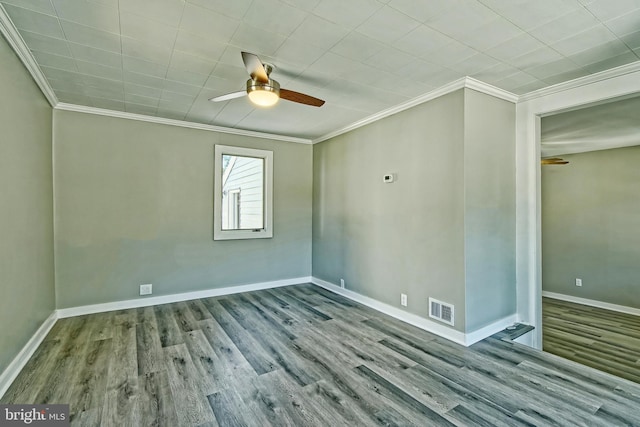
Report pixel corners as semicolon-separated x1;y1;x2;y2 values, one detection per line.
221;154;264;230
213;145;273;240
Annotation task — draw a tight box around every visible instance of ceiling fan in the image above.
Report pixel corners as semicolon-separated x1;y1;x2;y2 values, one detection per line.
541;157;569;165
209;52;325;108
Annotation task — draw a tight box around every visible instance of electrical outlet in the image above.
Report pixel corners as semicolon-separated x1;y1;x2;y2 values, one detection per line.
401;293;407;307
140;283;153;295
575;278;582;287
340;279;345;289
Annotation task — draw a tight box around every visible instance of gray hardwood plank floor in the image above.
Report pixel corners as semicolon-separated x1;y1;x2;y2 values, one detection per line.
3;284;640;426
543;297;640;384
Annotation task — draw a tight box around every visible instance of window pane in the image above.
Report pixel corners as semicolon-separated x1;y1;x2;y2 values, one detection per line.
221;155;264;230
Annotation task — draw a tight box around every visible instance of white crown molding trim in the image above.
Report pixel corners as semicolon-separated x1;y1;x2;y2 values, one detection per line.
0;4;57;107
542;291;640;317
312;277;516;347
54;103;313;145
0;311;58;399
464;76;519;103
313;77;518;144
56;276;312;318
519;60;640;103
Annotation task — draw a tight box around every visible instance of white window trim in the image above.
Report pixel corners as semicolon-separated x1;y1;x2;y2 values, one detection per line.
214;145;273;240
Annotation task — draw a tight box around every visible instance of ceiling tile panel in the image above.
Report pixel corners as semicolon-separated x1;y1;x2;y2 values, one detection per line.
551;24;620;56
486;33;547;62
312;0;383;29
51;0;119;33
604;9;640;37
393;25;454;57
329;32;386;62
59;19;121;53
76;60;123;81
123;70;165;89
121;37;173;65
31;50;78;72
124;82;163;99
528;8;602;45
387;0;461;23
91;97;125;110
165;67;210;87
180;3;240;41
68;42;121;68
186;0;253;20
456;18;523;52
242;0;308;37
426;1;498;39
0;0;56;15
568;39;633;66
124;93;160;108
122;56;168;78
356;6;421;43
274;38;326;68
119;12;179;47
584;0;640;22
119;0;185;26
20;30;71;56
173;30;227;61
229;23;287;56
289;14;349;50
3;4;64;38
478;0;582;31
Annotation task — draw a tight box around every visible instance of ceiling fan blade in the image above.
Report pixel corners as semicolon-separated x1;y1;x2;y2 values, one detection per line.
241;52;269;83
541;159;569;165
209;91;247;102
280;88;325;107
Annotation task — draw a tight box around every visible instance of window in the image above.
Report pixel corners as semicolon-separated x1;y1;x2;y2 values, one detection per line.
214;145;273;240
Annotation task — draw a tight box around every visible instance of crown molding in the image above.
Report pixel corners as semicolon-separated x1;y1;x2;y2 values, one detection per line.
0;4;57;107
464;76;519;103
519;60;640;103
313;77;518;144
55;103;313;144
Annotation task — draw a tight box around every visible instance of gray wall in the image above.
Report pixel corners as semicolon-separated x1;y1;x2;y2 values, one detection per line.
314;91;468;332
464;89;516;331
0;35;55;374
542;145;640;307
313;89;516;334
53;110;312;308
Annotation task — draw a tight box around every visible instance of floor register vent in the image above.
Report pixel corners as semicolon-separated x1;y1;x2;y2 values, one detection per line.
429;298;455;326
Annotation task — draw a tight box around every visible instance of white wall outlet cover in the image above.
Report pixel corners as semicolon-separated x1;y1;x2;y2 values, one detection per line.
383;174;395;183
140;284;153;295
401;293;407;306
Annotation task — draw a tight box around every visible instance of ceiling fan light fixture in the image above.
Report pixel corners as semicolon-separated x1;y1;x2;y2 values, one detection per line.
247;79;280;107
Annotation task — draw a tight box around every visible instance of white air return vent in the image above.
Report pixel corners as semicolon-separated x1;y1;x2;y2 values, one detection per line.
429;298;454;326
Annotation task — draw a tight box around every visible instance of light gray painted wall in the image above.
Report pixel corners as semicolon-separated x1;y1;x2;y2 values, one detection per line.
313;89;517;334
0;35;55;374
542;145;640;307
53;110;312;309
313;90;468;332
464;89;516;331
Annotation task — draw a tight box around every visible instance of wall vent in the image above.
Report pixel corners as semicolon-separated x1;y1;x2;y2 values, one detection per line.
429;298;455;326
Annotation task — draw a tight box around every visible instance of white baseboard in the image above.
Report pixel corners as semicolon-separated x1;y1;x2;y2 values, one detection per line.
311;277;517;347
542;291;640;317
0;311;58;399
57;276;312;318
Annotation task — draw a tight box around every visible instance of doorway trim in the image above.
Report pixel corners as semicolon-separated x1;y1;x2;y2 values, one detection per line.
515;62;640;349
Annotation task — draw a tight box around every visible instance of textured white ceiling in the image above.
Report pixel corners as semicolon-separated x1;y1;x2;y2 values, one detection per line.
541;93;640;156
2;0;640;139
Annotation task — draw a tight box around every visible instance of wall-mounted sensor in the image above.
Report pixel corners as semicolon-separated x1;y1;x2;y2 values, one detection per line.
383;174;395;183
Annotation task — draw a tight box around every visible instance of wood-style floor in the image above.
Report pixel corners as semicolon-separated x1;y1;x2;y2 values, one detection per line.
543;297;640;384
4;285;640;426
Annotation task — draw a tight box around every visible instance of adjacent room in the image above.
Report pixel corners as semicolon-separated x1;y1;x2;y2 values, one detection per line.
541;94;640;383
1;0;640;425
